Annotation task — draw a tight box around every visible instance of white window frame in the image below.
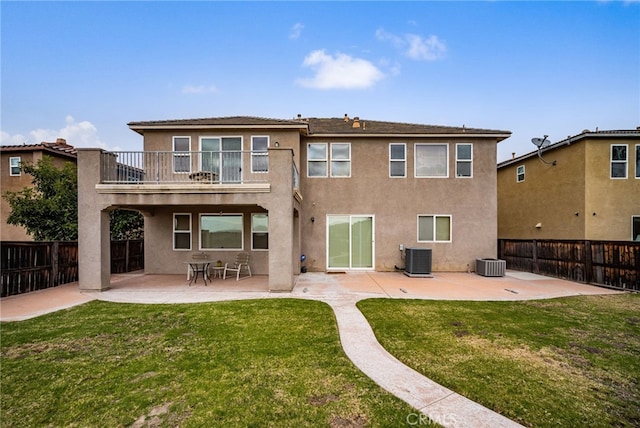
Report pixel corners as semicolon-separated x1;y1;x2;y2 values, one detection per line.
417;214;452;243
173;213;192;251
414;143;449;178
9;156;21;176
635;145;639;179
173;136;191;174
633;216;640;241
199;213;244;251
455;143;473;178
516;165;525;183
307;143;328;177
251;213;269;251
610;144;628;179
330;143;351;178
389;143;406;178
251;136;269;173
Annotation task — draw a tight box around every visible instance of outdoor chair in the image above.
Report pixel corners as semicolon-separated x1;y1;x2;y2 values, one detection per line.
223;252;252;280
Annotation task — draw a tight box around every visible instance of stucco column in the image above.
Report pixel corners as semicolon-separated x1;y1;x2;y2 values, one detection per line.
77;149;111;291
267;148;295;291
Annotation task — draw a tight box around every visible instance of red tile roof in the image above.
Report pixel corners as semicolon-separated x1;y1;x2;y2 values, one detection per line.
0;139;77;159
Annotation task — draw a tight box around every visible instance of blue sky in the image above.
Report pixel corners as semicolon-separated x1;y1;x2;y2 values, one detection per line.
2;1;638;162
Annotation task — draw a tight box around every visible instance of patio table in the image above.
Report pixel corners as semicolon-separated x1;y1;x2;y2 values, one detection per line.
185;261;210;286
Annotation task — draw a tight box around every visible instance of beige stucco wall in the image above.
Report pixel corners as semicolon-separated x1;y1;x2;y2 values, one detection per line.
584;139;640;240
300;137;501;272
498;137;640;240
498;143;586;239
1;151;75;241
143;205;269;275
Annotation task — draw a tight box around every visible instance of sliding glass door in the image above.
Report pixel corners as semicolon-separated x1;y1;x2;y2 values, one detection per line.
327;215;374;270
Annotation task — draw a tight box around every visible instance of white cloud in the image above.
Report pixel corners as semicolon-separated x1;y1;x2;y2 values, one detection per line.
1;116;112;150
405;34;446;61
290;22;304;40
181;84;218;94
0;131;27;145
376;28;446;61
296;49;384;90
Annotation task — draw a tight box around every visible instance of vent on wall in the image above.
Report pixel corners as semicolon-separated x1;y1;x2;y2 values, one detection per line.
404;248;433;277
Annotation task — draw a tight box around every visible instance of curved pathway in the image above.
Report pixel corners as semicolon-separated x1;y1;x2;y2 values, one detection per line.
2;271;619;427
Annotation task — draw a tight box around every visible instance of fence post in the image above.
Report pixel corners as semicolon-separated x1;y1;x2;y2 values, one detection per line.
584;240;592;284
125;239;130;272
532;240;538;273
50;241;59;288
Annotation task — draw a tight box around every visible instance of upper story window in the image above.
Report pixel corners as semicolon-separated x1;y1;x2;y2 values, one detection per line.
389;143;406;178
516;165;525;183
455;143;473;178
330;143;351;177
611;144;627;179
173;136;191;173
251;136;269;173
415;144;448;178
9;156;21;176
173;213;192;251
307;143;327;177
418;214;451;242
635;145;639;179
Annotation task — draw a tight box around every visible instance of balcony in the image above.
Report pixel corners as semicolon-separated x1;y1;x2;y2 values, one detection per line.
97;150;301;200
101;150;273;184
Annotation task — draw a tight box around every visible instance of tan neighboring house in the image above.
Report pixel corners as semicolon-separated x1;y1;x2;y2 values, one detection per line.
77;115;510;292
497;128;640;241
0;139;77;241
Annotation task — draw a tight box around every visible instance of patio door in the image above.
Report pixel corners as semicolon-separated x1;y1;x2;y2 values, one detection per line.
200;137;242;182
327;215;374;270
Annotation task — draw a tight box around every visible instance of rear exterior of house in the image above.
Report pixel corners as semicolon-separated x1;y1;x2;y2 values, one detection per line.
0;140;77;241
497;129;640;241
77;116;510;292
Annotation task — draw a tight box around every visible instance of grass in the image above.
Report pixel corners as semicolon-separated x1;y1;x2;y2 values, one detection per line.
1;299;423;427
358;293;640;427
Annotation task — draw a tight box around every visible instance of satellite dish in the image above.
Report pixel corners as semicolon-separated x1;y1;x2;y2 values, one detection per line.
531;135;550;148
530;134;556;166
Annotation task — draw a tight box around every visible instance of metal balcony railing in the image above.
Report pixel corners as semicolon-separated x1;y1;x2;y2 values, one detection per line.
100;151;271;184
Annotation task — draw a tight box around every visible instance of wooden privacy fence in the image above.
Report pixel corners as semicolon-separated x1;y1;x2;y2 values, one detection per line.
1;240;144;297
498;239;640;291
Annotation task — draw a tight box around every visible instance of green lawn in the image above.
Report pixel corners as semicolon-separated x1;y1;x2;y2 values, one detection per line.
1;299;422;427
358;294;640;428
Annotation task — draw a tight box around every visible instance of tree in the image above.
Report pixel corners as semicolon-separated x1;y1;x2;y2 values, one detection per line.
3;156;78;241
110;209;144;240
4;156;145;241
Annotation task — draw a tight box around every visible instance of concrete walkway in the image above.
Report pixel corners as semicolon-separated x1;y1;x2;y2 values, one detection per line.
1;271;622;427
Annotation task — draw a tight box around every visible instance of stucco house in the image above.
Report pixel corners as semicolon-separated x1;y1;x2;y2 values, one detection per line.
497;128;640;241
1;139;77;241
78;115;510;292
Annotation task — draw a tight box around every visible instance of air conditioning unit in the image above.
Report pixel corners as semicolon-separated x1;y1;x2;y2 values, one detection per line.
476;258;506;277
404;248;432;277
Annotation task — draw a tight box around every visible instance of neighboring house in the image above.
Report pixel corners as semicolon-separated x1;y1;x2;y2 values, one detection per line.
0;139;77;241
77;115;510;292
497;128;640;241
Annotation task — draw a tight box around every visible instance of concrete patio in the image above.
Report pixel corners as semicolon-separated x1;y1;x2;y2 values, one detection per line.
1;270;619;321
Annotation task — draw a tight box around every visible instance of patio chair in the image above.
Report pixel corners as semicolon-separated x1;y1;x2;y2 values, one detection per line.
223;252;252;280
187;252;211;280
